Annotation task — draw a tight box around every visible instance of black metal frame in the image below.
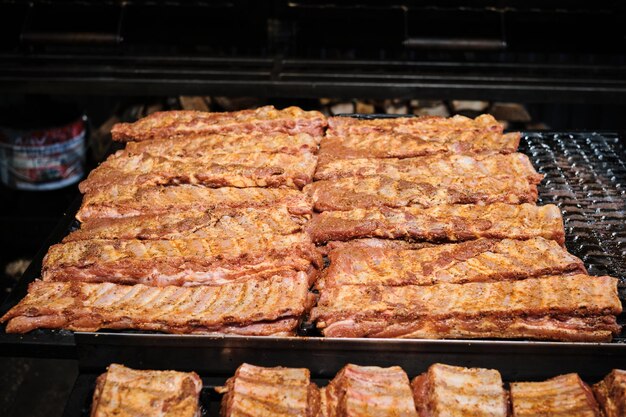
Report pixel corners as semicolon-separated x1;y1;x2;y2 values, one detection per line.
1;54;625;103
0;1;625;102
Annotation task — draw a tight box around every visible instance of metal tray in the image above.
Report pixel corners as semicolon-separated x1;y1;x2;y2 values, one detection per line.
1;131;626;360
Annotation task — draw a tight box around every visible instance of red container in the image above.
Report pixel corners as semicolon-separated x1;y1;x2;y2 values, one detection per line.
0;116;86;190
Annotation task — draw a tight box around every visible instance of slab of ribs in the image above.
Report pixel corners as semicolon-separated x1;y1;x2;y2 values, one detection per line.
1;106;622;343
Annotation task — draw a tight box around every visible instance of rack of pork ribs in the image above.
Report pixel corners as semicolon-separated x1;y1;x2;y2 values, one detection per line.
1;106;622;342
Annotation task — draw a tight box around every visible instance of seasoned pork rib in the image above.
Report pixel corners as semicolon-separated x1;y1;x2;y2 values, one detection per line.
411;363;507;417
319;238;586;288
217;364;320;417
122;132;318;157
593;369;626;417
320;364;417;417
91;364;202;417
44;233;321;287
305;175;538;211
77;185;312;221
328;114;503;136
314;153;542;183
112;106;327;141
79;150;317;192
306;204;565;245
1;272;312;335
510;374;602;417
310;274;622;341
65;207;307;242
321;114;517;161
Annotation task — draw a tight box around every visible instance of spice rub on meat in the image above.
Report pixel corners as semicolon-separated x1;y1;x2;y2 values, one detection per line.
510;374;602;417
122;132;319;158
77;185;313;222
65;207;307;242
217;363;320;417
593;369;626;417
112;106;327;141
306;203;565;245
305;175;538;212
1;272;313;335
412;363;508;417
318;238;585;289
321;364;417;417
91;364;202;417
80;149;318;192
321;114;518;162
310;275;622;342
43;233;321;287
314;152;542;182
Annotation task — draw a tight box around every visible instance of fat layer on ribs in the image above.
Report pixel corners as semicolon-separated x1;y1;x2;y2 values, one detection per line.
1;272;312;335
91;364;202;417
314;153;542;183
310;274;622;342
77;185;313;222
111;106;327;141
65;207;307;242
510;373;602;417
216;363;320;417
593;369;626;417
411;363;507;417
306;203;565;245
320;364;417;417
79;149;318;192
122;132;319;158
318;237;586;289
322;114;516;160
43;233;321;287
305;174;538;211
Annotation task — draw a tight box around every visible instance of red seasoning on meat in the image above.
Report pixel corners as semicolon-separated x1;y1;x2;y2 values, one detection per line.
327;113;503;136
510;374;602;417
43;233;321;287
320;364;417;417
319;237;585;288
217;363;321;417
412;363;508;417
91;364;202;417
79;149;318;192
111;106;327;141
77;185;313;221
311;274;622;342
65;207;307;242
314;152;543;183
305;175;538;211
307;203;565;245
592;369;626;417
123;132;319;158
1;272;313;335
320;114;518;162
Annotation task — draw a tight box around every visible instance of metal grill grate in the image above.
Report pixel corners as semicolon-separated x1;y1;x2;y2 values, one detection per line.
520;133;626;281
520;132;626;339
